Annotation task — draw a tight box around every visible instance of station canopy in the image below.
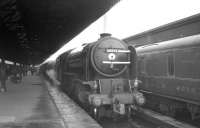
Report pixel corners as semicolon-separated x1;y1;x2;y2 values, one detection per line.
0;0;120;65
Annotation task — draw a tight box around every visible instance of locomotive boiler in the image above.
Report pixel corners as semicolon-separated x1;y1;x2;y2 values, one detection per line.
56;33;145;119
136;34;200;120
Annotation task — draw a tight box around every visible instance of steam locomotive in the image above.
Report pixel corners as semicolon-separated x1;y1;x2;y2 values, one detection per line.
55;33;145;119
136;34;200;120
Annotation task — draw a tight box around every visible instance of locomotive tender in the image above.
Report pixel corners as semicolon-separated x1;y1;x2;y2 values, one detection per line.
56;33;145;118
136;34;200;120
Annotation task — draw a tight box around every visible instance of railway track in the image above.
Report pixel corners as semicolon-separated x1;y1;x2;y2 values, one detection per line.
131;107;197;128
100;117;156;128
97;107;198;128
99;108;198;128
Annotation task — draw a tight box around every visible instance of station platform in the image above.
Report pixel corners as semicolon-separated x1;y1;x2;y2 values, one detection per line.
0;76;101;128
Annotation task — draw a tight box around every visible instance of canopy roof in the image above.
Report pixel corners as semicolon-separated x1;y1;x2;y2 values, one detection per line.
0;0;120;65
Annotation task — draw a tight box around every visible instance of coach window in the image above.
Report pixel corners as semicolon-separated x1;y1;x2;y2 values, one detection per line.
145;53;167;76
138;57;145;75
140;59;145;74
167;54;174;76
175;48;200;79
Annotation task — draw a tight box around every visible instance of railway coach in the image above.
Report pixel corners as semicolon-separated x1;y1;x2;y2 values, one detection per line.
136;34;200;120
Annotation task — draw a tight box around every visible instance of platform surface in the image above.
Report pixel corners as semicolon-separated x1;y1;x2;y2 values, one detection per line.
0;76;65;128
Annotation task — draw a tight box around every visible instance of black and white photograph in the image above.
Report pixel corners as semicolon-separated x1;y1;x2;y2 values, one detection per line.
0;0;200;128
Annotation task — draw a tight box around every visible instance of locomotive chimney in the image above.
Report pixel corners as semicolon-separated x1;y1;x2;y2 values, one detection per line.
100;33;111;38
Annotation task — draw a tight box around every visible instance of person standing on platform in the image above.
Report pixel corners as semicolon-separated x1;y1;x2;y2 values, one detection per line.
0;60;8;92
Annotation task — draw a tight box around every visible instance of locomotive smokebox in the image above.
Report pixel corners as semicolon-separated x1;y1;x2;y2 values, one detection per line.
91;36;130;77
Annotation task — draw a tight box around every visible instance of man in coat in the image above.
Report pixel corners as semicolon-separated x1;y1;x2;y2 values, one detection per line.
0;60;7;92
